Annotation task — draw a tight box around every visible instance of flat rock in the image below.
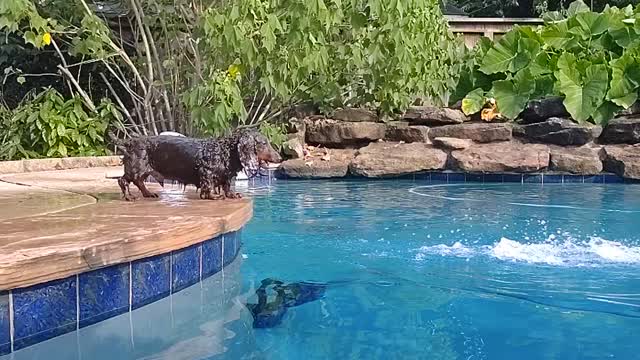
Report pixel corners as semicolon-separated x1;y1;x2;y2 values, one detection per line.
520;97;570;124
428;123;512;143
275;149;355;179
349;142;447;177
514;118;601;146
403;106;468;126
385;124;430;143
451;142;550;172
603;145;640;179
599;117;640;144
305;120;386;146
332;108;379;122
432;137;472;150
549;147;603;174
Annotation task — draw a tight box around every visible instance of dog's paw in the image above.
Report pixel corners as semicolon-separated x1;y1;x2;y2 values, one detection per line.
143;192;159;198
124;194;137;202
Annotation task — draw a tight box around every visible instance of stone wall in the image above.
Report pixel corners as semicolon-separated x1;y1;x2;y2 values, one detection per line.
276;102;640;181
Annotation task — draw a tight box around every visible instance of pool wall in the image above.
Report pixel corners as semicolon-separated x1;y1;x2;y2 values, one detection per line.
0;230;242;355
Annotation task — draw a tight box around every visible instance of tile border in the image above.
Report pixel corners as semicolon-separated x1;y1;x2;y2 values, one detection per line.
0;231;241;354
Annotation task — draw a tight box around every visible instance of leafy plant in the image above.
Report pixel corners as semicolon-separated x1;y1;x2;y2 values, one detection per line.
258;122;288;152
453;0;640;125
0;88;122;160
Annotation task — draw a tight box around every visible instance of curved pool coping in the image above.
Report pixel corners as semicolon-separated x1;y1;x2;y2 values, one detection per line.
0;165;253;355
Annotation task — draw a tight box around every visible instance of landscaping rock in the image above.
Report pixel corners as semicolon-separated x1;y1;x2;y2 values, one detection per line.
520;97;570;124
349;142;447;177
384;124;430;143
432;137;472;150
616;102;640;117
549;147;603;174
451;142;550;172
428;123;512;143
286;118;306;144
403;106;468;126
514;118;602;146
275;149;356;179
305;120;386;146
602;145;640;179
332;108;379;122
282;138;304;159
599;117;640;144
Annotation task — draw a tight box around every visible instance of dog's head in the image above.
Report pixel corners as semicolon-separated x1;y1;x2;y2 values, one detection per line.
236;129;282;177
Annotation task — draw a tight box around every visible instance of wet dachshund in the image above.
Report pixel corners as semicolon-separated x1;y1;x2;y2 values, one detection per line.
117;129;281;201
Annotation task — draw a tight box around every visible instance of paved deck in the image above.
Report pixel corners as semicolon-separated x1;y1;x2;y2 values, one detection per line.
0;167;252;290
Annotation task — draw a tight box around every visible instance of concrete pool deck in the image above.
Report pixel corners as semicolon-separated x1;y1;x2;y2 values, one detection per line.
0;165;252;291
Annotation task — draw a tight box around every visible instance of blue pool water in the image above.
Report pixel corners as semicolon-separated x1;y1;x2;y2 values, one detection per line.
5;179;640;359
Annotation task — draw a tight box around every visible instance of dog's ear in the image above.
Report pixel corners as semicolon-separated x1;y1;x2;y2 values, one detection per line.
238;131;260;177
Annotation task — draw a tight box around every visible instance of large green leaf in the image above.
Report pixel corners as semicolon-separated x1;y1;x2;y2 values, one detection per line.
556;54;609;123
592;101;622;125
461;88;485;115
479;30;521;75
567;0;590;17
541;20;574;49
491;68;536;120
571;12;609;39
607;54;640;108
609;25;636;47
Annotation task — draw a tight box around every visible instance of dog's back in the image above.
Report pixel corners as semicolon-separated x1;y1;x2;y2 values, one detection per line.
146;136;204;186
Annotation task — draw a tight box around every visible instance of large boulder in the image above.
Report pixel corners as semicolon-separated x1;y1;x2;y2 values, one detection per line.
520;97;570;124
602;145;640;179
514;118;602;146
384;124;430;143
403;106;468;126
428;123;512;143
332;108;379;122
349;142;447;178
282;138;304;159
451;142;550;172
286;118;306;144
599;117;640;144
275;149;356;179
305;120;386;146
432;137;472;150
549;147;603;174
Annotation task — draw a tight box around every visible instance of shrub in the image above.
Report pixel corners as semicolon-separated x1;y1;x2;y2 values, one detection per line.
453;0;640;125
0;88;122;160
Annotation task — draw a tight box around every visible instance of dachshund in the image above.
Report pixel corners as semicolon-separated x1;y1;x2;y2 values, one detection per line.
117;129;281;201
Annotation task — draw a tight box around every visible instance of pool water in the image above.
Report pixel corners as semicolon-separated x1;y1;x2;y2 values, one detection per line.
6;179;640;359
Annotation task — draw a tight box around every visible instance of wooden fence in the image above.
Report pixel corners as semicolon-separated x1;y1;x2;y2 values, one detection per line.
446;16;544;48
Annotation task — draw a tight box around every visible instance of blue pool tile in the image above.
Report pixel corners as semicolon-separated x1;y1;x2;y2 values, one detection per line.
132;254;170;309
79;264;130;328
0;291;9;355
523;174;543;183
563;174;584;183
172;244;201;293
584;175;605;184
465;173;483;183
236;230;243;253
502;174;523;183
447;173;466;183
544;175;563;183
483;174;503;183
202;236;223;278
604;174;624;183
223;233;237;266
12;277;77;350
414;172;432;181
431;172;448;182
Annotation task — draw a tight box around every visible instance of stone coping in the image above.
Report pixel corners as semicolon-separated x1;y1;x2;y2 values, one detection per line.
0;166;253;290
0;156;122;175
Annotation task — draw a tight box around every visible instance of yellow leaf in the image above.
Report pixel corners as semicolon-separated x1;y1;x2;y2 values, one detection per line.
227;64;241;80
42;32;52;46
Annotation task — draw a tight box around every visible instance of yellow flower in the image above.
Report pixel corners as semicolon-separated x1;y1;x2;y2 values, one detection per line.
42;32;52;46
227;64;241;80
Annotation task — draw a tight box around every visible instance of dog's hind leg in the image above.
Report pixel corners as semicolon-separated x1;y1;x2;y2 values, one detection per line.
118;177;137;202
222;180;242;199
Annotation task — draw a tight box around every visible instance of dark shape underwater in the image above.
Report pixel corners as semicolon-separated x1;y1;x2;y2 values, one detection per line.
246;278;327;328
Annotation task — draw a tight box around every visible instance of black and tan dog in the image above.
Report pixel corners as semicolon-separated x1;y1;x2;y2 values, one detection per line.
116;129;281;201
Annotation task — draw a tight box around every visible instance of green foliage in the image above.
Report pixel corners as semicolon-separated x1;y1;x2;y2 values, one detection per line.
453;0;640;125
198;0;460;131
0;88;121;160
258;122;288;152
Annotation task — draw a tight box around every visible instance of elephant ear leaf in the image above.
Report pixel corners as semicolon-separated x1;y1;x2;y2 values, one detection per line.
492;68;536;120
461;88;485;116
479;31;521;75
607;54;640;109
555;53;609;123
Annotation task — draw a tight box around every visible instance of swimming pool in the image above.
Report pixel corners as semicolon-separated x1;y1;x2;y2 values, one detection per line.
5;179;640;359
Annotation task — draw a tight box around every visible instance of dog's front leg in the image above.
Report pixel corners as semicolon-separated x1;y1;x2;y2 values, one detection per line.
199;178;223;200
222;180;242;199
118;177;137;201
